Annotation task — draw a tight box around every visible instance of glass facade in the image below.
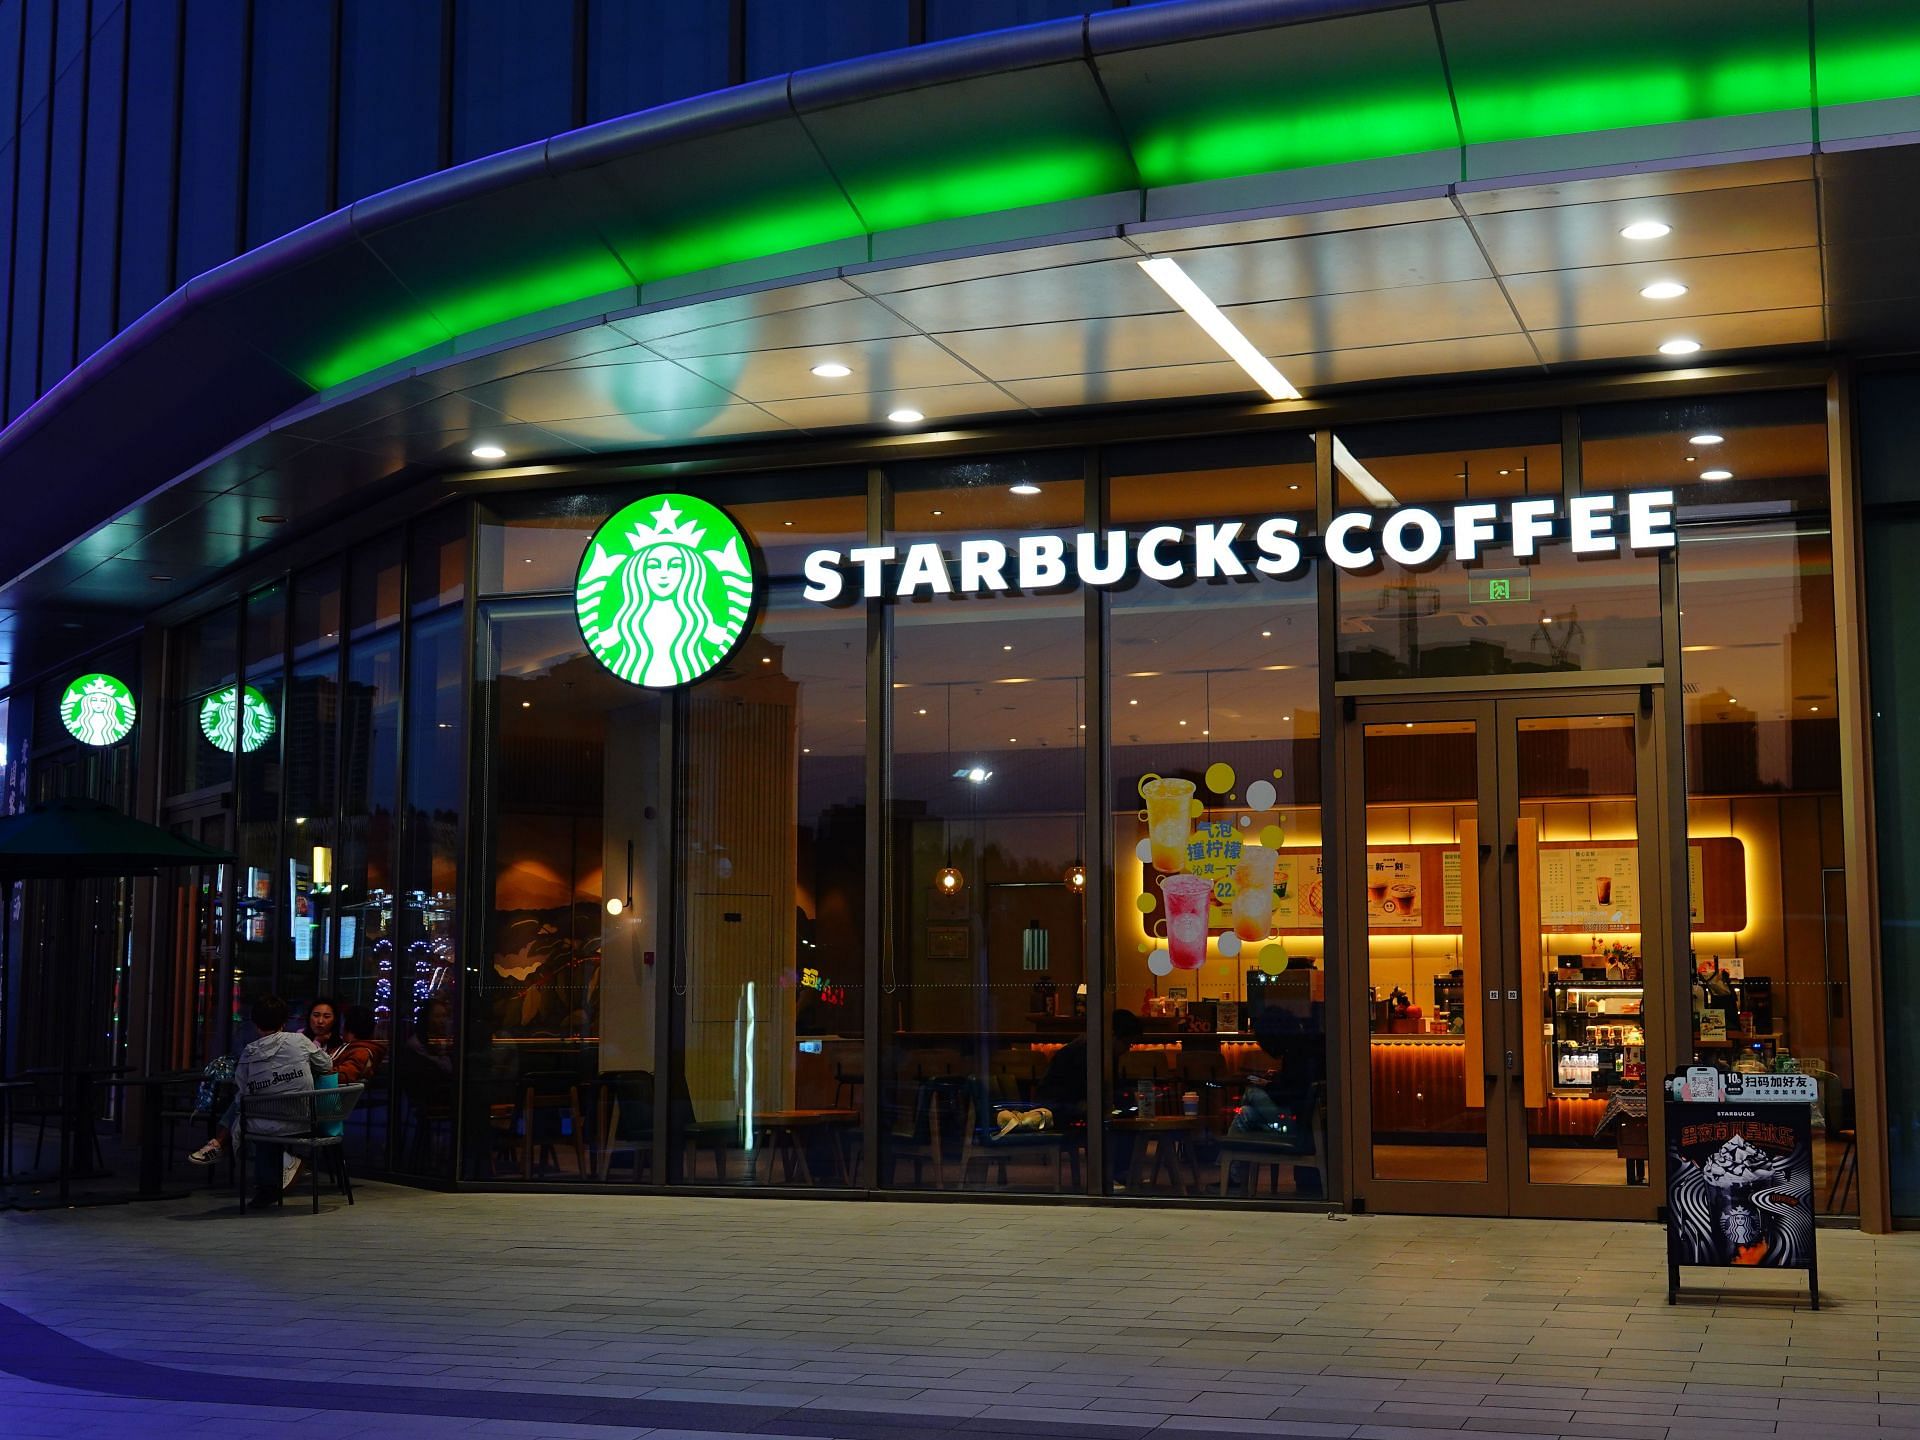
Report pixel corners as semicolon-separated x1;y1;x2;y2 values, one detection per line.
93;380;1883;1218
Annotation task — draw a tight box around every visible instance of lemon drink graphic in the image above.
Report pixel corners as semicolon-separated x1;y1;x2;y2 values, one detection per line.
576;494;755;688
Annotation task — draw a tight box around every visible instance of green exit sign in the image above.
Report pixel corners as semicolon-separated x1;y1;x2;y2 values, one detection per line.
1471;574;1531;603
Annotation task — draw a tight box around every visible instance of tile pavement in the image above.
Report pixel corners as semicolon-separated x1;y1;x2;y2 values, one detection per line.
1;1181;1918;1438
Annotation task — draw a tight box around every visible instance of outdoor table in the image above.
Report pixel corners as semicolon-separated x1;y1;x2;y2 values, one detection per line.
23;1064;131;1180
104;1073;197;1199
1110;1114;1205;1195
751;1108;858;1185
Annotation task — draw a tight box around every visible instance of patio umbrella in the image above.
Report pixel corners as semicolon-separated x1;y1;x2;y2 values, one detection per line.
0;798;233;1202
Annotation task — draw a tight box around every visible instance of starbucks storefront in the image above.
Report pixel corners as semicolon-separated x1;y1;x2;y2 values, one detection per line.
124;368;1867;1222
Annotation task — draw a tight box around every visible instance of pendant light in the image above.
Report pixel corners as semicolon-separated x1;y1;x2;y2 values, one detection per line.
936;684;964;896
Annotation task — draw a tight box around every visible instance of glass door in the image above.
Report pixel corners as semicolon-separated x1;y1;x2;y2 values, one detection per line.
1343;700;1507;1216
1497;692;1670;1221
1344;689;1672;1219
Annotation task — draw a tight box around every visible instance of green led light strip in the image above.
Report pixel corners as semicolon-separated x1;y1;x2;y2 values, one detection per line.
297;17;1920;394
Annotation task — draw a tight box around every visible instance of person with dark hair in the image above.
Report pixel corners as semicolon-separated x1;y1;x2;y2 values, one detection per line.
303;997;345;1060
1037;1008;1143;1123
188;993;334;1205
330;1005;387;1086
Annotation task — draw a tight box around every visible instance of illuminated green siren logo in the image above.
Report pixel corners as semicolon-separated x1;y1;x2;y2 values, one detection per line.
576;493;754;688
200;685;277;753
59;673;137;746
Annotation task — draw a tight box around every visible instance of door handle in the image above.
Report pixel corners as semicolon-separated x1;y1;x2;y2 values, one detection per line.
1505;1049;1516;1073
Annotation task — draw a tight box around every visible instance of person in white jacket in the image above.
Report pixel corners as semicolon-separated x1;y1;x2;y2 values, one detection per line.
228;993;333;1205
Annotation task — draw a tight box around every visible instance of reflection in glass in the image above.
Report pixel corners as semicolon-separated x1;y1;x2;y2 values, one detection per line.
1105;434;1327;1199
1334;414;1660;679
884;456;1085;1193
1362;720;1486;1183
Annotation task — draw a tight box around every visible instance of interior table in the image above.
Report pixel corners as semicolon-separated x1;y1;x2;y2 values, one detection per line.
751;1109;858;1186
1109;1113;1205;1195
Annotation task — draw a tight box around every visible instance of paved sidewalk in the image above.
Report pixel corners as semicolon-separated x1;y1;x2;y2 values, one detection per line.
2;1182;1917;1439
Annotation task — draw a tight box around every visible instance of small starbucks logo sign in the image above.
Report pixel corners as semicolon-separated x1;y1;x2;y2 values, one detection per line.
60;673;137;747
200;684;277;753
576;493;756;688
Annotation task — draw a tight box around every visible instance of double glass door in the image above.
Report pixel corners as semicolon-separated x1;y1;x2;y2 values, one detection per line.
1341;689;1675;1219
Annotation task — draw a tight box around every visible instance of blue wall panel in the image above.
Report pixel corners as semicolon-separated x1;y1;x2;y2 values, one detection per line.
450;0;572;164
585;0;727;122
336;0;441;204
75;1;126;358
744;0;908;79
118;0;182;328
173;0;245;283
246;0;333;249
925;0;1105;42
0;1;24;424
6;0;53;417
39;0;91;389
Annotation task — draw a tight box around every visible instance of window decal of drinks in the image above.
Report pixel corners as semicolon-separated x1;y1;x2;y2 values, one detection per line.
1135;765;1297;976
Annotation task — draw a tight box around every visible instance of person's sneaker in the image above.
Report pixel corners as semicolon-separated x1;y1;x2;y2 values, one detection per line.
187;1139;224;1165
282;1154;303;1190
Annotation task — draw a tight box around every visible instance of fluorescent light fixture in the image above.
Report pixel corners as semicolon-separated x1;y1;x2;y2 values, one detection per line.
1137;255;1301;401
1009;483;1041;495
1658;338;1702;356
1640;280;1688;299
810;361;852;378
1331;436;1396;507
1620;220;1671;240
887;407;924;424
1689;433;1724;446
1700;469;1733;481
471;444;507;460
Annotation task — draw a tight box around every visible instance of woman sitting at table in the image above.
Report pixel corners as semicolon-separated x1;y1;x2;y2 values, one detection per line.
303;997;346;1062
329;1005;387;1085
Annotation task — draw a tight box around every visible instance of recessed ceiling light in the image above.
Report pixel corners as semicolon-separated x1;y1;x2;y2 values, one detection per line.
930;509;943;516
1178;719;1187;726
1009;483;1042;496
1700;469;1733;481
1690;433;1724;446
1640;280;1688;300
917;708;927;715
1658;338;1702;356
257;514;285;524
887;408;923;424
1261;630;1272;638
1002;644;1013;651
471;444;507;461
1620;220;1671;240
811;362;852;378
782;520;794;527
1129;699;1138;706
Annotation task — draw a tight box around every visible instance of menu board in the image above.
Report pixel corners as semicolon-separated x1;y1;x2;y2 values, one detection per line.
1366;850;1423;928
1538;845;1639;931
1442;850;1463;927
1272;852;1324;927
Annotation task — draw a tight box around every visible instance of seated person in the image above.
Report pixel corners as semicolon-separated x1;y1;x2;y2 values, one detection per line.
330;1005;387;1086
1225;1008;1322;1192
1037;1008;1143;1125
226;993;335;1205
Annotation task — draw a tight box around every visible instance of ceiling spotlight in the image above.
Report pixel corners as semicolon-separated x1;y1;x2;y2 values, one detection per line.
810;361;852;378
1640;280;1688;300
1690;433;1724;446
1658;338;1702;356
605;897;624;917
1620;220;1671;240
1065;863;1087;891
887;407;924;424
1701;469;1733;481
471;444;507;461
1009;483;1042;495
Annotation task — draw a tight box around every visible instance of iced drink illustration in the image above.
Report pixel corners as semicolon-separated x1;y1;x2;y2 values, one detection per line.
1596;874;1613;906
1160;873;1213;971
1232;845;1278;941
1139;775;1197;875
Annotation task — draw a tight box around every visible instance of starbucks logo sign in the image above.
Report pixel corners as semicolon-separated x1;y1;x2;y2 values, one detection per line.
60;673;137;747
576;493;756;688
201;684;277;753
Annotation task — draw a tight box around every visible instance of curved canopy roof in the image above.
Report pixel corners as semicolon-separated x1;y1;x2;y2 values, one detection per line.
3;0;1919;670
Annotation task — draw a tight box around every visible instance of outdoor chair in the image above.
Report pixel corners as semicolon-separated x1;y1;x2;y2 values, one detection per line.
236;1083;366;1214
